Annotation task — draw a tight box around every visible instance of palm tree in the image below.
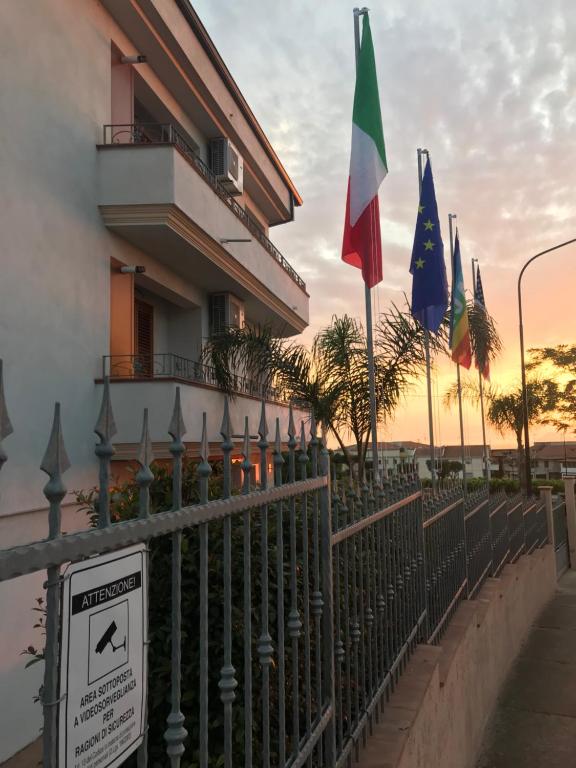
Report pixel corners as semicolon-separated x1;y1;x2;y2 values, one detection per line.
467;299;502;374
528;344;576;433
444;379;559;485
202;305;446;477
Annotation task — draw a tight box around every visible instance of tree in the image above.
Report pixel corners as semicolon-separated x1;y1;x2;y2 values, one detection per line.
426;458;463;479
202;305;447;477
444;379;559;484
467;298;502;374
528;344;576;433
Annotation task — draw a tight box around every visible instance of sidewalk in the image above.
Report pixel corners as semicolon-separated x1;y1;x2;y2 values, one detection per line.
477;569;576;767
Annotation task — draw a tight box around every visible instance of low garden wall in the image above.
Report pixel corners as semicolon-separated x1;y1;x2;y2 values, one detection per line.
356;544;557;768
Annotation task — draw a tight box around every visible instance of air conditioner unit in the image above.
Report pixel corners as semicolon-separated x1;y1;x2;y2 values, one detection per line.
209;293;245;336
209;138;244;195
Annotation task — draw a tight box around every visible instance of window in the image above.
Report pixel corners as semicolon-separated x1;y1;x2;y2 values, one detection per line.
134;299;154;376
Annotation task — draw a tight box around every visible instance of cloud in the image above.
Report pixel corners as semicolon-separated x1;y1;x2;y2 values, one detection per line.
193;0;576;444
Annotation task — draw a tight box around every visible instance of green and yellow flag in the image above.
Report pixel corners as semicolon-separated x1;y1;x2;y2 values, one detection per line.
449;230;472;368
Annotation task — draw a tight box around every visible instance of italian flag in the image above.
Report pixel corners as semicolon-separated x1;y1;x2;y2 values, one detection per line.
342;13;387;288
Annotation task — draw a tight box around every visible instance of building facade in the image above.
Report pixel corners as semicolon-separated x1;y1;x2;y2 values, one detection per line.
0;1;308;761
415;444;490;481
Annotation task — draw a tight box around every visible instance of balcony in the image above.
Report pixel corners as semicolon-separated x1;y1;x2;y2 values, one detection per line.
97;124;308;336
99;352;309;450
103;352;296;405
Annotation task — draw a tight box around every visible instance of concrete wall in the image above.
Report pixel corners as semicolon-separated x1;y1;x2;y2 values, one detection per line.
357;545;558;768
97;145;309;327
102;379;309;446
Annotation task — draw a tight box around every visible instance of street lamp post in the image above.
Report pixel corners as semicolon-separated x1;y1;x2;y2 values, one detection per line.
518;237;576;496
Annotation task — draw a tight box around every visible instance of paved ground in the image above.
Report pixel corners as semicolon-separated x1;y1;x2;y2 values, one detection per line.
477;569;576;767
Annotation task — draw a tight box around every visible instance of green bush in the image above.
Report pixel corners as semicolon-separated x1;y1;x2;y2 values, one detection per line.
75;459;319;768
466;477;487;492
489;478;520;495
533;478;566;495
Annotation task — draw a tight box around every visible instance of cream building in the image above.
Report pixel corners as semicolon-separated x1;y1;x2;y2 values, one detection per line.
0;1;308;762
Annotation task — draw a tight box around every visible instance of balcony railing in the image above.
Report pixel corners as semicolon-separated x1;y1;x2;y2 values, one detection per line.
101;123;306;291
102;352;299;407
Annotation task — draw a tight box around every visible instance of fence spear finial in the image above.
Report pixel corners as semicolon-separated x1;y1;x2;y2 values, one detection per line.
136;409;154;519
137;408;154;470
220;396;233;445
200;412;209;466
258;400;268;442
41;403;71;480
41;403;70;540
274;417;282;457
0;360;13;470
299;420;307;453
169;387;187;443
310;411;317;441
198;412;212;503
288;404;296;441
94;377;117;528
94;377;117;444
241;415;252;494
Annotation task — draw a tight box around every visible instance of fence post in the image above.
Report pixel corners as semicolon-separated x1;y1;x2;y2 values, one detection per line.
320;440;336;767
540;486;555;548
41;403;70;768
564;477;576;569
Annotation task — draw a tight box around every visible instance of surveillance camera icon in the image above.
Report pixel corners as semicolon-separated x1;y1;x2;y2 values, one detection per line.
95;621;126;655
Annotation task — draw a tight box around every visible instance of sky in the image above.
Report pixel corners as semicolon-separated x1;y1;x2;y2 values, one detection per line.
193;0;576;448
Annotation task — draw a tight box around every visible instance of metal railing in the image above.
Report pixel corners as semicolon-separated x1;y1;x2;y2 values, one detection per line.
553;497;569;575
0;356;552;768
101;123;306;292
330;473;425;764
102;353;299;407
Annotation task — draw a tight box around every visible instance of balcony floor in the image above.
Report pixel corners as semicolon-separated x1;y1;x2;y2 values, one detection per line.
476;570;576;767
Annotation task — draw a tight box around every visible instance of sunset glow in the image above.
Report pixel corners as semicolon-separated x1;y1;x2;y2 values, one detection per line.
195;0;576;447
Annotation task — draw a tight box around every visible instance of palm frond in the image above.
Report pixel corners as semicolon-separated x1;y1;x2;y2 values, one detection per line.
467;300;502;372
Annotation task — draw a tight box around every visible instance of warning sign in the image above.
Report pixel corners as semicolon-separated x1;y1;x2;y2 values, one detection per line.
59;545;147;768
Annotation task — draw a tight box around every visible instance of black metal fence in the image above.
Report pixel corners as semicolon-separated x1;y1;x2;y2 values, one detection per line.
0;361;553;768
102;353;298;407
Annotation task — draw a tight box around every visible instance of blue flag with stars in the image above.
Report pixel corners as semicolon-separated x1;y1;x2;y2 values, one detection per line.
409;158;448;333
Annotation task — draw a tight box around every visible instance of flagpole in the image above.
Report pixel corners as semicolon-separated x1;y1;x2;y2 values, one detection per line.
417;147;437;494
472;257;490;481
353;6;381;485
449;213;467;496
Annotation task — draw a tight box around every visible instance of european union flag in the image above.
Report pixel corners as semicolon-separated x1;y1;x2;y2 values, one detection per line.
409;158;448;333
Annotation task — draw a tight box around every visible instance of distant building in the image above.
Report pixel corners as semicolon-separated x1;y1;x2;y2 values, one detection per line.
334;441;490;480
414;445;490;480
489;442;576;481
532;442;576;479
490;448;519;478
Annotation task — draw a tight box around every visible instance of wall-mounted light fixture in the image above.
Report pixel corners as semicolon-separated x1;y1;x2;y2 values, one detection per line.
120;265;146;274
121;54;147;64
220;238;252;244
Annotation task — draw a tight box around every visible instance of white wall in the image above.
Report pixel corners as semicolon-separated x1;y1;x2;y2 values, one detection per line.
0;0;139;516
97;146;309;329
169;305;205;361
102;379;309;447
0;3;307;760
0;3;144;758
